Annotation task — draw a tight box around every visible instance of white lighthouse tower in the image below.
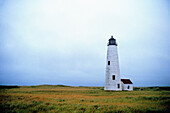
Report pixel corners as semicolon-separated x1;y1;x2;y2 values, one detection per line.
104;36;122;91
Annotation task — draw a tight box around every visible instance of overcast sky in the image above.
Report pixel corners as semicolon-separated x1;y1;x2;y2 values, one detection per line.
0;0;170;86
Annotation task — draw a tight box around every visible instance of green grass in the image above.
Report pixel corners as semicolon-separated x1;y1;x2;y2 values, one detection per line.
0;85;170;113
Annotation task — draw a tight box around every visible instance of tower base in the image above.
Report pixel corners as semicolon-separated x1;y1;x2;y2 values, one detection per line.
104;87;122;91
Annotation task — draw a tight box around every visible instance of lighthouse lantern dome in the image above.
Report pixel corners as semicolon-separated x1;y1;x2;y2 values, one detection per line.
108;35;117;46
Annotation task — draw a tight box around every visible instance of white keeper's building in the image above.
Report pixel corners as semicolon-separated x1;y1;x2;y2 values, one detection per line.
104;36;133;91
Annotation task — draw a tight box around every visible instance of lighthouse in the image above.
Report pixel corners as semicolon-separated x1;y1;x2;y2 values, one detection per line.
104;36;122;91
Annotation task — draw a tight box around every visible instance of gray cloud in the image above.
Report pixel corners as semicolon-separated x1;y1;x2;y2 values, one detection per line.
0;0;170;86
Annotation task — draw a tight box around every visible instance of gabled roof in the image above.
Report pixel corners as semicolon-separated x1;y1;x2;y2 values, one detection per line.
121;79;133;84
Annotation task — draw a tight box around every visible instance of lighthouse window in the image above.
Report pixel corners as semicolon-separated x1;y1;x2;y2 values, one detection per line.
112;75;115;80
127;85;130;89
117;84;120;88
108;61;110;65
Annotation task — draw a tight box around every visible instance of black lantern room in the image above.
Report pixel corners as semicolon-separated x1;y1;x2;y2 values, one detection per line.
108;35;117;46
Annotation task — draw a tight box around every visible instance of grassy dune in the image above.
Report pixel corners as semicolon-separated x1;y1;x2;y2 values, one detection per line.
0;85;170;113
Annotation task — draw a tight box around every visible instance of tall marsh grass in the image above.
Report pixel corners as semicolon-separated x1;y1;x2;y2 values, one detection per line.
0;85;170;113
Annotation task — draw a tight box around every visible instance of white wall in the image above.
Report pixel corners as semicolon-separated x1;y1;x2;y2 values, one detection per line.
105;45;122;91
122;83;133;91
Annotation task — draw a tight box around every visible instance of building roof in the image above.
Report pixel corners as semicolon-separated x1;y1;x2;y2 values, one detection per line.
109;35;115;40
121;79;133;84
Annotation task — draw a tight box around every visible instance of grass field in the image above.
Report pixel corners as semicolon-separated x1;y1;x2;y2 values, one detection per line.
0;85;170;113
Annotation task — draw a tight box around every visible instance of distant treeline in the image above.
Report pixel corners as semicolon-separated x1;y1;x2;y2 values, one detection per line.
0;85;170;91
0;86;20;89
134;87;170;91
